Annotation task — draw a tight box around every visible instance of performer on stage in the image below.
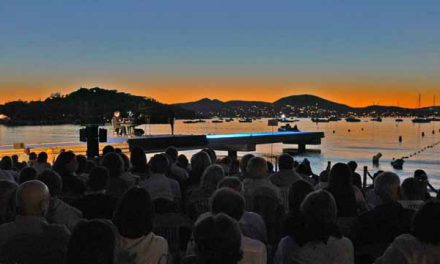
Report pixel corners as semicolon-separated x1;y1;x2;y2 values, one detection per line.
112;111;122;136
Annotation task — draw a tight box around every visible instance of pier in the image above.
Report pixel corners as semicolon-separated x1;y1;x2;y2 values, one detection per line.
0;131;325;160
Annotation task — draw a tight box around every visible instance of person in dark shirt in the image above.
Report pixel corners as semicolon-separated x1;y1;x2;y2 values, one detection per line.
355;172;414;261
73;167;117;220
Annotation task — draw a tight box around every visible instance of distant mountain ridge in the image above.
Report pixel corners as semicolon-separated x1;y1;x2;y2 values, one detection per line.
174;94;440;117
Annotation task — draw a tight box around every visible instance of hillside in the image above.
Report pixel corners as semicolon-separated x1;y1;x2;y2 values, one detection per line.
0;87;195;125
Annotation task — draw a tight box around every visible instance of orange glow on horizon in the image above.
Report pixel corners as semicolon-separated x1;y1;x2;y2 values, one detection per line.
0;81;439;109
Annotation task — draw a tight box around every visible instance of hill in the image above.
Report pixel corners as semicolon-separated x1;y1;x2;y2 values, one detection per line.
0;87;195;125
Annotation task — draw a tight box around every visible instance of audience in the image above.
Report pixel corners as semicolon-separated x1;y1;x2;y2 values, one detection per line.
243;157;280;210
73;166;117;219
355;172;414;261
142;153;181;202
53;151;85;197
32;152;51;174
38;170;83;231
0;180;70;263
278;190;354;264
130;147;150;180
113;187;169;264
326;163;367;217
192;213;243;264
399;177;425;211
0;180;17;225
101;152;134;198
0;144;439;264
66;219;117;264
269;154;301;188
375;200;440;264
18;166;37;184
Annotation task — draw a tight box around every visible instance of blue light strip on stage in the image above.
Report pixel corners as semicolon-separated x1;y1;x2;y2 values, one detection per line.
206;131;305;139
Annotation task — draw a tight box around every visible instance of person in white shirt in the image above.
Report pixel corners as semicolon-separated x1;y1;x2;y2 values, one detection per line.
113;187;169;264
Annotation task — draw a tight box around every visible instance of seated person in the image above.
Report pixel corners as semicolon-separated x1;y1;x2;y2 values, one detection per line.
399;177;425;211
269;154;302;188
375;200;440;264
326;163;367;217
113;187;169;264
38;170;83;231
73;167;117;220
18;167;38;184
0;180;70;263
276;190;354;264
189;188;267;264
243;157;280;211
189;213;243;264
218;177;267;243
66;219;117;264
355;172;414;258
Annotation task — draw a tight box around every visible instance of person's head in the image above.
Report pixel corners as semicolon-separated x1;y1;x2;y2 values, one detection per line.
29;152;37;161
119;153;130;172
165;146;178;163
246;157;268;179
38;169;63;197
114;111;120;117
347;161;358;172
201;164;225;191
0;156;12;170
401;177;425;201
194;213;242;264
11;155;19;163
16;180;50;217
374;171;400;203
412;200;440;245
87;166;109;192
240;154;255;174
102;145;115;157
84;160;97;174
202;148;217;164
66;219;117;264
217;177;243;193
279;154;294;170
19;167;38;184
289;180;314;215
53;151;78;176
177;154;189;170
300;190;339;243
101;152;124;178
190;151;212;183
149;153;169;174
0;180;18;223
328;163;353;192
37;152;48;163
130;147;147;172
76;155;87;174
211;188;245;221
113;187;154;239
319;170;329;183
414;169;428;182
229;159;240;176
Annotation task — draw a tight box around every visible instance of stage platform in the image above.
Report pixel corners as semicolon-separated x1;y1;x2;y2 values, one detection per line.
128;131;325;156
0;131;324;159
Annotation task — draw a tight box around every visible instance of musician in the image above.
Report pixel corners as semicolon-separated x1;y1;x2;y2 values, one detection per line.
112;111;122;136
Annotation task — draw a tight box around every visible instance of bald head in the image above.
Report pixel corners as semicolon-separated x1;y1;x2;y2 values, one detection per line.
17;180;50;217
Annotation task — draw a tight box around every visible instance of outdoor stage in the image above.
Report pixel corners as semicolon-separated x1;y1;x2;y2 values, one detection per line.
0;131;325;159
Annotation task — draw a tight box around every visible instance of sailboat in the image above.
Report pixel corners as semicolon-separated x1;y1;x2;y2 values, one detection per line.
412;94;431;123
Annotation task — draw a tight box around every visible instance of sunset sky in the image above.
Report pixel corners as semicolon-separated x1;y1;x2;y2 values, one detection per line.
1;0;440;107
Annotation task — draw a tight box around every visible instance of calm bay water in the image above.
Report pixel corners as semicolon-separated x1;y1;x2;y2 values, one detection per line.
1;118;440;187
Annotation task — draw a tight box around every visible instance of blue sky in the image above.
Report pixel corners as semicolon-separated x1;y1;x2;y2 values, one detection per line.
1;0;440;105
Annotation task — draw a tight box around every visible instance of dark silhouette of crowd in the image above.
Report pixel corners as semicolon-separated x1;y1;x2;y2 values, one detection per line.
0;148;439;264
